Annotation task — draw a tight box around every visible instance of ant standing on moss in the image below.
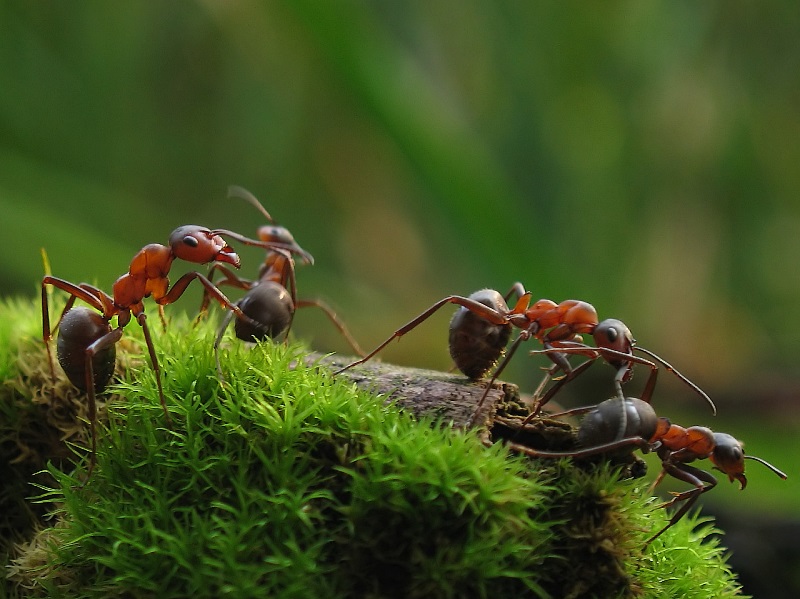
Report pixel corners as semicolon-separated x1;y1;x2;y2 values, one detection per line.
43;223;309;479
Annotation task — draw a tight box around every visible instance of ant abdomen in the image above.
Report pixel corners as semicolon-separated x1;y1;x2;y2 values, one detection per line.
577;397;658;448
449;289;512;380
234;281;295;341
56;307;116;393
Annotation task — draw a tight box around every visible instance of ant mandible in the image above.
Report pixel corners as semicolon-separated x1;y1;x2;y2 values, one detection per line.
43;223;310;479
199;186;365;376
507;395;787;545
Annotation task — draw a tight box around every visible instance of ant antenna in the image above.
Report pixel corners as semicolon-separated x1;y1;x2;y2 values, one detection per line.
745;455;788;480
634;346;717;415
228;185;275;223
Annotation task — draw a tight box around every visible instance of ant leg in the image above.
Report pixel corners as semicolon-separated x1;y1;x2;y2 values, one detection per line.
644;464;717;546
334;295;509;375
79;327;124;483
295;298;366;357
197;264;252;321
507;435;651;460
521;358;598;426
610;365;630;440
511;393;601;444
467;325;536;428
51;295;79;335
640;361;659;404
530;345;661;437
160;272;270;337
135;312;172;428
546;403;603;419
277;251;298;344
158;305;168;331
213;309;237;383
531;363;559;405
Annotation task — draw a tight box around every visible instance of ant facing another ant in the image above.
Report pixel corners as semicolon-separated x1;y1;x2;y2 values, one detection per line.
43;222;310;479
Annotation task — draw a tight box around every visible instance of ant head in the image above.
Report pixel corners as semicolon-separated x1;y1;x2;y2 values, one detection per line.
710;432;747;488
593;319;633;353
169;225;241;268
256;225;312;263
257;224;297;246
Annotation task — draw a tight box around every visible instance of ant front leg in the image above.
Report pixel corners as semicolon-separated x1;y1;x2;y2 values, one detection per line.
644;462;717;546
198;263;254;318
334;295;509;375
521;358;599;426
159;271;268;335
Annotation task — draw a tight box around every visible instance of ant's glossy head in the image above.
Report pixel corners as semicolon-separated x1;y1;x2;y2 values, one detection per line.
169;225;241;267
593;319;634;353
257;224;297;247
710;432;747;488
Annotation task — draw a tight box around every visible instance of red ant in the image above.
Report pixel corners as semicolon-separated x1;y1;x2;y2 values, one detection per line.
506;395;787;545
334;285;715;431
201;186;365;375
43;224;309;479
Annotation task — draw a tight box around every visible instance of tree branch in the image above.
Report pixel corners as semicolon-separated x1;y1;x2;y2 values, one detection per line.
313;354;520;431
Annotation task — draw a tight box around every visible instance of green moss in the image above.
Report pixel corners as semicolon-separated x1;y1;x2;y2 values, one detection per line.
1;298;746;598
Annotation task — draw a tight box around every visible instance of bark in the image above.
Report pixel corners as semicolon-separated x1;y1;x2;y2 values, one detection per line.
311;354;522;431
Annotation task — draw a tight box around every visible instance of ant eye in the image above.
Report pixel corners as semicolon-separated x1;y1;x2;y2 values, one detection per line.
182;236;199;248
606;327;618;342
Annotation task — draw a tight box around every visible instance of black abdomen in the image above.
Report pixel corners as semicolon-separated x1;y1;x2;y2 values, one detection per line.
234;281;295;341
448;289;512;380
56;307;116;393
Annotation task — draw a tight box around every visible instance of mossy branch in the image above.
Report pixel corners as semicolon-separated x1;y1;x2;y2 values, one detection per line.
1;298;747;598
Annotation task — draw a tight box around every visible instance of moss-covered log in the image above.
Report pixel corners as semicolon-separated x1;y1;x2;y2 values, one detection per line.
1;298;746;598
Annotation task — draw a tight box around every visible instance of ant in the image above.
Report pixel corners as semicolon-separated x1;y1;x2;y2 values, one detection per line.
43;223;310;480
506;395;787;546
334;285;715;433
201;186;364;375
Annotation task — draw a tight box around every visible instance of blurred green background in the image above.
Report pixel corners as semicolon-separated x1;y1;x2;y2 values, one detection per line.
2;1;799;595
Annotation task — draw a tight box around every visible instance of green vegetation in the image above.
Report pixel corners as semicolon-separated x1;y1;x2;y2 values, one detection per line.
2;298;747;598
